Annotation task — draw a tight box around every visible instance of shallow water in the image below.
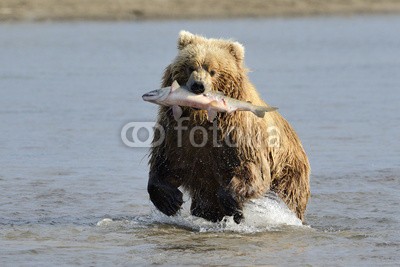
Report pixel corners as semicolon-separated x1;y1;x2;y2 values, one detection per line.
1;16;400;266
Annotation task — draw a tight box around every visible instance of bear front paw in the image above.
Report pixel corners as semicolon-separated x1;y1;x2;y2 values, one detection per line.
148;183;183;216
217;187;243;224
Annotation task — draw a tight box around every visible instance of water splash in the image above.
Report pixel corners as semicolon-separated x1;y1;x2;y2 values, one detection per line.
97;192;303;233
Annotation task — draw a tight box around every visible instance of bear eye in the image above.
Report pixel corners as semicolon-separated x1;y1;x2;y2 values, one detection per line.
188;66;196;73
210;70;216;77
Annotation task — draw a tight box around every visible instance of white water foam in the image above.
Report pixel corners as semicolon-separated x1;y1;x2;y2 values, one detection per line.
97;192;303;233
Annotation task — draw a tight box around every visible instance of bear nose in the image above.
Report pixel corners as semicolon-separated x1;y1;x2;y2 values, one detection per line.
191;82;205;94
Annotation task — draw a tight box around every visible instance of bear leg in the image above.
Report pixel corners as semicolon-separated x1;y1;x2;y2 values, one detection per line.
217;187;244;224
271;167;310;222
189;187;243;224
148;171;183;216
190;200;224;223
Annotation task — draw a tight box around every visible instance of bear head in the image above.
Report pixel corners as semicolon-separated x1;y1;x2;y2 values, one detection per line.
168;31;247;99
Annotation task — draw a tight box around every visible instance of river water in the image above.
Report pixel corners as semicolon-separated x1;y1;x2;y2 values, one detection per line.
1;16;399;266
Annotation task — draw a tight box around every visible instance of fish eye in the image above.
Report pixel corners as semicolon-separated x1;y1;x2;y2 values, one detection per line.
210;70;216;76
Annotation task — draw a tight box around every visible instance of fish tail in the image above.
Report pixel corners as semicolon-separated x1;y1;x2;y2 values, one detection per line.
253;106;278;118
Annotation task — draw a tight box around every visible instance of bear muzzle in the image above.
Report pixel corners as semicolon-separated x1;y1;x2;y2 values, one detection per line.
190;81;205;94
186;69;212;95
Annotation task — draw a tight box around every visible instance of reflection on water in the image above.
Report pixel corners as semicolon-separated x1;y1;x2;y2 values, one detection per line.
0;16;400;265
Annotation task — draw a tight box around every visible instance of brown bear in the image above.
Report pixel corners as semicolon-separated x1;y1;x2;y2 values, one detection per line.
148;31;310;223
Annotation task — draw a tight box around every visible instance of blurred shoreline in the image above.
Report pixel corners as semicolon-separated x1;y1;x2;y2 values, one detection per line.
1;0;400;22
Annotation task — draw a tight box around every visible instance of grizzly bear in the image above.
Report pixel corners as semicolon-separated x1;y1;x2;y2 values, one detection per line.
148;31;310;223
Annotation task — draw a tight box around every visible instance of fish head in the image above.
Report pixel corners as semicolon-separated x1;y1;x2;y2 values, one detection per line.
142;87;170;103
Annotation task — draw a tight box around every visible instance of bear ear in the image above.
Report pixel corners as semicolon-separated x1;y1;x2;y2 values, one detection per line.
228;41;245;63
178;30;199;50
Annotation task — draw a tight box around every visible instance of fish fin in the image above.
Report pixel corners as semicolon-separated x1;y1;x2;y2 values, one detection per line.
171;80;180;91
207;109;218;122
253;106;278;118
172;105;183;121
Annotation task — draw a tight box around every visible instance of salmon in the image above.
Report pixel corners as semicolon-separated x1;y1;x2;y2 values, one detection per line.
142;80;277;122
